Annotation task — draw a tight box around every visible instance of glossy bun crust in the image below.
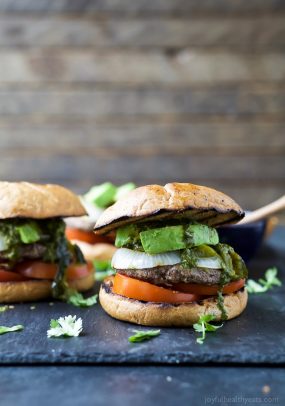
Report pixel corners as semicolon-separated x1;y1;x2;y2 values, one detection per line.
95;182;244;234
0;181;86;219
99;277;248;327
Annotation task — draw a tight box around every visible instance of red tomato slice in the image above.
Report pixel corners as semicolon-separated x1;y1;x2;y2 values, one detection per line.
0;269;29;282
66;227;111;245
15;261;93;281
174;279;245;296
15;262;57;280
113;273;200;304
65;262;93;281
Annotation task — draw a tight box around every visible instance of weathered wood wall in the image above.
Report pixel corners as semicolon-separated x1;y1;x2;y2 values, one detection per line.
0;0;284;218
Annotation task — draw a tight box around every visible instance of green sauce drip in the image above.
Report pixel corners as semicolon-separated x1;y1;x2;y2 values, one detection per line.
217;291;228;320
214;244;247;320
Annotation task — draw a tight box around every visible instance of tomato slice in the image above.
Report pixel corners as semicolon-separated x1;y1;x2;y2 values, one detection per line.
113;273;200;304
15;261;93;281
65;262;93;281
66;227;111;245
0;269;29;282
15;262;57;280
174;279;245;296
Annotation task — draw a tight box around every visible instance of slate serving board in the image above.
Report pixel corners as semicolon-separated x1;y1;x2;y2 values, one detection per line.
0;228;284;365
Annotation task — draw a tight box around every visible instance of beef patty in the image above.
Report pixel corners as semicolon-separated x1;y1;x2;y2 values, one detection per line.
116;264;222;286
0;243;47;269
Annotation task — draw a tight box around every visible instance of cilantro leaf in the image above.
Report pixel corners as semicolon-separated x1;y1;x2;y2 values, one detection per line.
67;291;98;308
16;223;41;244
128;329;161;343
47;315;82;338
246;267;282;294
246;279;267;293
193;314;223;344
0;325;24;335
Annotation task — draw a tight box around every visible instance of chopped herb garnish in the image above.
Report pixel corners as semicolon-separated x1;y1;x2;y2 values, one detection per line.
47;315;82;338
67;291;98;308
0;306;8;313
128;329;161;343
193;314;223;344
0;325;24;335
16;222;41;244
246;267;281;294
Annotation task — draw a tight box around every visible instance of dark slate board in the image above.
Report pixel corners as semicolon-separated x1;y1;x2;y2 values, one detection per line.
0;228;284;365
1;366;285;406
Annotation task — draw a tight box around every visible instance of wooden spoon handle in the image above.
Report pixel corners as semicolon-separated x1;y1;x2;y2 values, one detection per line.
239;195;285;225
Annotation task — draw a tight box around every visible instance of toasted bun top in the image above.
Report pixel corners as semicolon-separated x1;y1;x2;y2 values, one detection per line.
0;182;86;219
95;182;244;234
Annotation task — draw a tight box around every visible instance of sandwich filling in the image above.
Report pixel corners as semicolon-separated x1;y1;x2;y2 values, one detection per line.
0;218;91;300
111;221;248;319
65;182;135;244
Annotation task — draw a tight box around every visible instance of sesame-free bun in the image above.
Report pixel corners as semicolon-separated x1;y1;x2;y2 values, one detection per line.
99;277;248;327
95;183;244;234
0;272;95;303
0;181;86;219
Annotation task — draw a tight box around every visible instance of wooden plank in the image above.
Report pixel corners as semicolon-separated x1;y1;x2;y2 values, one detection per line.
0;16;284;50
0;155;283;182
0;87;284;116
0;121;284;151
0;0;284;15
0;50;284;84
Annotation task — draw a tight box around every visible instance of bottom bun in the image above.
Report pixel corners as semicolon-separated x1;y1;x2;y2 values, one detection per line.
0;272;95;303
99;277;248;327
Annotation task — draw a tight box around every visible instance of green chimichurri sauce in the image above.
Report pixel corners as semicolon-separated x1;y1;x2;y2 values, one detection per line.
0;218;85;300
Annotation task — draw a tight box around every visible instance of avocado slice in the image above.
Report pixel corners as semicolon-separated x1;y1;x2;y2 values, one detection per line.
185;224;219;247
84;182;117;208
140;225;185;254
115;224;140;248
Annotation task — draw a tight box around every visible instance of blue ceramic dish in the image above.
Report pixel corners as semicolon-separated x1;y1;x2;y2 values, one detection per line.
218;216;267;263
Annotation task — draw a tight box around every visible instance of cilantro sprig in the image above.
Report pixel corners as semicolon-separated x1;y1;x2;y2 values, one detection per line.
47;315;83;338
246;267;282;294
0;325;24;335
128;329;161;343
193;314;223;344
67;291;98;308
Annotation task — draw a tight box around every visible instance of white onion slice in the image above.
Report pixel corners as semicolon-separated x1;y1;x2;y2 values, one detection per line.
112;248;181;270
195;257;222;269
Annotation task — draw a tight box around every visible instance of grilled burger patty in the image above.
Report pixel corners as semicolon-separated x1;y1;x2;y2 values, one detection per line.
116;264;222;286
0;243;47;269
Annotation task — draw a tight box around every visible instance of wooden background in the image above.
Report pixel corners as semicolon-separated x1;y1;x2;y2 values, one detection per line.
0;1;284;219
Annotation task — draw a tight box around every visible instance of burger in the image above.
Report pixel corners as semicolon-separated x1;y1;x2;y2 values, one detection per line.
95;183;248;326
0;181;95;303
65;182;135;262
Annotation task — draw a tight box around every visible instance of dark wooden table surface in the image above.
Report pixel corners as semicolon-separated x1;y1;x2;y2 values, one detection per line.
1;227;285;406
